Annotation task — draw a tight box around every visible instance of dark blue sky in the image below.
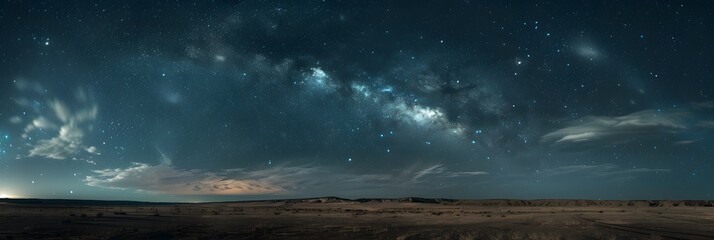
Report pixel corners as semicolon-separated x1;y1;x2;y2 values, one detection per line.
0;0;712;201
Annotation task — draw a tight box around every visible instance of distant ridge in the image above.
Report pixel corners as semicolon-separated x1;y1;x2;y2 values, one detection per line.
0;198;177;206
266;198;714;207
1;197;713;207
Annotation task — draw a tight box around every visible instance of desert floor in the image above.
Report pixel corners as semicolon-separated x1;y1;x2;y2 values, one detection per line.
1;200;713;239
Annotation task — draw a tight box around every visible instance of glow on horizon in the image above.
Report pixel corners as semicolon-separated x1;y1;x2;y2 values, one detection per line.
0;193;16;198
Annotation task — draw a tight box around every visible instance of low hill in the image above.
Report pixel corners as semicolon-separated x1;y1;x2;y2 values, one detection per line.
1;197;712;207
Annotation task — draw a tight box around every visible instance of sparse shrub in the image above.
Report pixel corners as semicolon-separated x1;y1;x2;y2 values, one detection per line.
599;211;604;213
486;215;492;217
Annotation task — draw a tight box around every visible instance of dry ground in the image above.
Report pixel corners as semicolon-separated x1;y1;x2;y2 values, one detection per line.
1;199;713;239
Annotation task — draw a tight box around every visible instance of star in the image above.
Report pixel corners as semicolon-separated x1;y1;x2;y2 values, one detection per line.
0;0;710;203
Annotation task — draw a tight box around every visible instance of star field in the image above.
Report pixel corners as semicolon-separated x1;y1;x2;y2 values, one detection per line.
0;0;712;201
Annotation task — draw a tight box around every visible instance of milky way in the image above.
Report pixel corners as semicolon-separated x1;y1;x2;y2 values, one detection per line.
0;1;712;201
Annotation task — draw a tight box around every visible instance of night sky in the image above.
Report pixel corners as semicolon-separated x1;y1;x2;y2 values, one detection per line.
0;0;712;202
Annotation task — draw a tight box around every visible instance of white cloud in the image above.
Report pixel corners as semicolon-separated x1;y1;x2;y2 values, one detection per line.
29;124;85;160
697;120;714;128
20;89;100;160
542;110;687;149
50;100;73;123
32;117;56;129
86;163;283;195
411;164;488;183
693;101;714;109
538;164;670;180
86;162;487;196
86;163;387;195
155;146;172;165
86;146;99;155
14;79;46;94
8;116;22;124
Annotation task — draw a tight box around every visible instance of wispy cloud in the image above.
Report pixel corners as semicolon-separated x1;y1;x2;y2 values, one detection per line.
410;164;488;183
86;162;487;196
673;139;699;145
697;120;714;128
538;164;670;179
14;79;47;94
86;163;388;195
541;110;688;149
16;84;100;161
8;116;22;124
28;98;99;160
693;101;714;109
86;163;284;195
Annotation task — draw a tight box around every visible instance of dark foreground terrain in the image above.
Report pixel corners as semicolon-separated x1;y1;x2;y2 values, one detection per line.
1;197;713;239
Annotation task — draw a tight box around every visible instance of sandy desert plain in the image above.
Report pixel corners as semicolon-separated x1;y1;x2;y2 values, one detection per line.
0;197;713;239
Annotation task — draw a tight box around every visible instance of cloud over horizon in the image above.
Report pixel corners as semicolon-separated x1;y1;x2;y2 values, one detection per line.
86;163;284;195
85;162;489;196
